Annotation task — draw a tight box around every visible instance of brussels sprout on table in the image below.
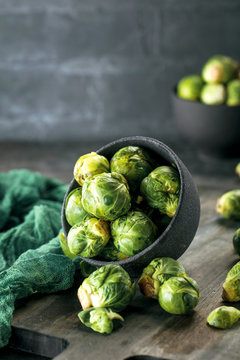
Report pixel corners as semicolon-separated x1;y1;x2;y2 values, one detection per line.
78;307;124;334
202;55;238;84
140;166;180;218
67;218;110;258
233;228;240;256
138;257;185;299
99;240;129;261
59;232;76;259
227;79;240;106
111;211;157;257
78;264;136;311
200;84;226;105
82;172;131;221
235;163;240;177
177;74;203;101
222;260;240;302
207;306;240;329
74;152;110;186
216;190;240;220
65;187;91;226
110;146;154;192
158;274;200;315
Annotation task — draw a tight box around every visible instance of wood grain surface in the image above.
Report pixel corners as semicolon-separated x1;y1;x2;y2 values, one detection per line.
0;141;239;360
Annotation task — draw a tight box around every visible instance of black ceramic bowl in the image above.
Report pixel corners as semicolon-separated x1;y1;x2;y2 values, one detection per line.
172;89;240;158
61;136;200;277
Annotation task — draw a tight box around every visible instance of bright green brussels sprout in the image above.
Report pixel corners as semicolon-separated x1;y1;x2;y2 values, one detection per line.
110;146;154;191
222;260;240;302
74;152;110;186
59;232;76;259
65;187;91;226
78;307;124;334
99;240;129;261
202;55;238;84
78;264;136;311
67;218;110;258
177;74;203;101
158;274;200;315
236;163;240;177
200;84;226;105
207;306;240;329
233;228;240;256
227;79;240;106
80;261;98;278
111;211;158;257
138;257;185;299
216;190;240;220
140;166;180;218
82;172;131;221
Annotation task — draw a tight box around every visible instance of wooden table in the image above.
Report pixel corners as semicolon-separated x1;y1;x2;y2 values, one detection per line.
0;140;239;360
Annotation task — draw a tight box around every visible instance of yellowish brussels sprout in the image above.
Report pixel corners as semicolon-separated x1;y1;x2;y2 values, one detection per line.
200;84;226;105
110;146;154;191
177;74;203;101
227;79;240;106
138;257;185;299
78;307;124;334
158;274;200;315
140;166;180;218
78;264;136;312
74;152;109;186
222;260;240;302
67;218;110;258
236;163;240;177
82;172;131;221
216;190;240;220
207;306;240;329
202;55;238;84
111;211;157;256
65;187;91;226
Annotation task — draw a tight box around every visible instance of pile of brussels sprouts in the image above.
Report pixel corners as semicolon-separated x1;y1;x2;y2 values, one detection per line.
75;258;200;334
177;54;240;106
64;146;180;260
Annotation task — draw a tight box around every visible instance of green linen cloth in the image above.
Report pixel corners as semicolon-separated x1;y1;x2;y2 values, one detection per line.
0;169;76;348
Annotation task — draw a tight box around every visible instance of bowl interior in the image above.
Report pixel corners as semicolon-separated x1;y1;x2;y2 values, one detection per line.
62;136;186;268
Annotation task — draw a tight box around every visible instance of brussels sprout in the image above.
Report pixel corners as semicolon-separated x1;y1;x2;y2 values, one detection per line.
158;274;200;315
200;84;226;105
111;211;158;257
59;232;76;259
138;257;186;298
82;172;131;221
78;264;136;311
65;187;91;226
177;74;203;101
233;228;240;256
216;190;240;220
227;79;240;106
235;163;240;177
74;152;110;186
67;218;110;258
207;306;240;329
202;55;237;84
222;260;240;302
140;166;180;218
110;146;154;191
80;261;98;278
99;240;129;261
78;307;124;334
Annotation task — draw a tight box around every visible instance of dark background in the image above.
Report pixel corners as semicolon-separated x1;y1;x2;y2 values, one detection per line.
1;0;240;143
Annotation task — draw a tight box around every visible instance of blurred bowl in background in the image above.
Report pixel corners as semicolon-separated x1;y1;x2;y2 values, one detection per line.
172;88;240;159
62;136;200;277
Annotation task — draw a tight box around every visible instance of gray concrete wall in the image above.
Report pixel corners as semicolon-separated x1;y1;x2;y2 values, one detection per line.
0;0;240;142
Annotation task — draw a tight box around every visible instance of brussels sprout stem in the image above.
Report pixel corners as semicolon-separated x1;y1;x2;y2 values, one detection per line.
78;285;92;310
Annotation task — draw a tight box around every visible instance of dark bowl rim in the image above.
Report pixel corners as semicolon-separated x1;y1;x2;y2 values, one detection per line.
172;85;240;109
62;136;188;267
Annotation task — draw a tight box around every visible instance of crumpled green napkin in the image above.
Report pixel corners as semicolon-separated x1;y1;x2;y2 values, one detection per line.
0;169;77;348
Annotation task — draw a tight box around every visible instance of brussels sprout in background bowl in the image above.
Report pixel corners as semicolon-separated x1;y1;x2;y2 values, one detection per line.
172;54;240;158
62;136;200;277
